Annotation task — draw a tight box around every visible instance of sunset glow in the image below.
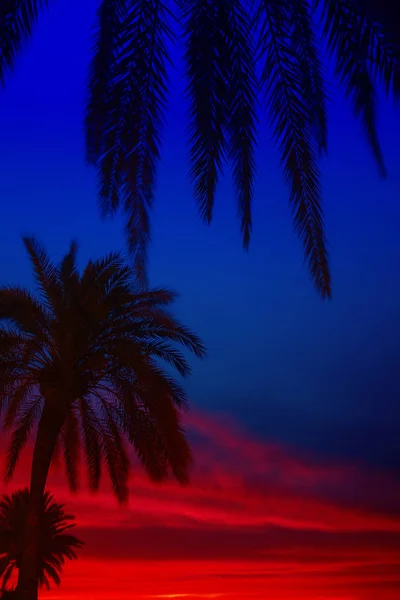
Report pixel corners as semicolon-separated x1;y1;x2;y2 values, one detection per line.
2;412;399;600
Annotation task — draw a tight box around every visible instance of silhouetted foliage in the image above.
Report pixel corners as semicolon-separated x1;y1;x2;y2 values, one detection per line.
0;489;83;591
0;236;206;599
355;0;400;40
0;1;399;295
0;589;17;599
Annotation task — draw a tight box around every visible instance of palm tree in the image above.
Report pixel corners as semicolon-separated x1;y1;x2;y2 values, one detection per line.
0;2;399;297
0;489;83;592
0;236;206;600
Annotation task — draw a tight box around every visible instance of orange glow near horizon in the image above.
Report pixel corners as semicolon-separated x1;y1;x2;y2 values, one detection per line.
1;412;400;599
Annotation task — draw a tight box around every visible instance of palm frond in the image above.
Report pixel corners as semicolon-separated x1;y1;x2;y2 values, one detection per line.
59;241;80;300
116;377;182;482
99;416;130;504
118;398;169;481
85;0;127;164
0;328;33;414
0;556;11;579
81;251;128;299
136;339;192;377
355;0;400;41
128;303;206;358
131;288;178;308
120;0;172;284
181;0;231;224
0;287;49;338
0;324;31;352
5;397;43;482
318;0;386;176
94;392;131;503
292;0;328;155
158;316;206;358
3;380;35;429
137;377;192;483
79;400;102;493
119;356;192;482
41;563;60;587
88;0;172;284
50;533;83;558
39;573;50;589
22;236;63;314
358;10;400;102
60;411;80;492
1;564;14;591
0;1;49;86
257;0;331;298
225;0;258;248
86;0;127;219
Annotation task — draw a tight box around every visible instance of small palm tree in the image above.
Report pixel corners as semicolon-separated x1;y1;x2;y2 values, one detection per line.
0;236;206;600
0;489;83;592
1;1;399;297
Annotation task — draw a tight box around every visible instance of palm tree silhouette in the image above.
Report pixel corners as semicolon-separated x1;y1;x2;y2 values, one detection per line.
0;2;399;297
0;236;206;600
0;489;83;592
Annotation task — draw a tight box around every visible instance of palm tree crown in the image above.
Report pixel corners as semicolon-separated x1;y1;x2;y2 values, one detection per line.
0;236;206;499
0;236;205;599
0;488;83;590
1;1;399;297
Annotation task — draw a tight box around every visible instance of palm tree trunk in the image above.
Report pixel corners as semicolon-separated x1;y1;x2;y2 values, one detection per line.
16;401;65;600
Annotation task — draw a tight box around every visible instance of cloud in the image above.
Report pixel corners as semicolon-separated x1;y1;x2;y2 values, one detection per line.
1;411;400;599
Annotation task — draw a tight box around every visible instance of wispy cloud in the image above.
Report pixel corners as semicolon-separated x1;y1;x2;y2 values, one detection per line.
2;411;400;599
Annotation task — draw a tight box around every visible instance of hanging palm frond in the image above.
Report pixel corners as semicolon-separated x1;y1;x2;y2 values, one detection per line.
318;0;386;176
358;9;400;101
2;0;400;296
60;410;80;492
85;0;127;164
0;0;49;86
291;0;328;155
181;0;230;224
257;0;331;297
87;0;173;284
4;397;43;482
224;0;258;248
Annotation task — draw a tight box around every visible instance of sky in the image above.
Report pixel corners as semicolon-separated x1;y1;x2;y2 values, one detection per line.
0;1;400;598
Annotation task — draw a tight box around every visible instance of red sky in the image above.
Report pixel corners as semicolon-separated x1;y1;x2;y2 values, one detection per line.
2;412;400;600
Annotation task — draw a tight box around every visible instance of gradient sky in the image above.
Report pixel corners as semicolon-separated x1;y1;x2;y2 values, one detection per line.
0;1;400;598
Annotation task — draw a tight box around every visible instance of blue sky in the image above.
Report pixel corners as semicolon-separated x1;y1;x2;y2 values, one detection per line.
1;0;400;473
